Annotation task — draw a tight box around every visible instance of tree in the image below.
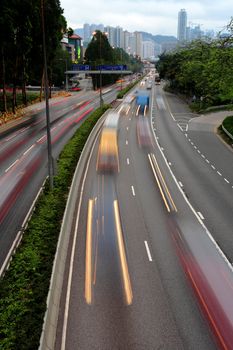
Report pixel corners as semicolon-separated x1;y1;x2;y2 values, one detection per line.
0;0;67;113
156;29;233;109
85;30;115;89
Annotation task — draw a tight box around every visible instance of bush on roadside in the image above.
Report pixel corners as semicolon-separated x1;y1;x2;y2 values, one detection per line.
222;116;233;137
0;104;110;349
117;79;141;99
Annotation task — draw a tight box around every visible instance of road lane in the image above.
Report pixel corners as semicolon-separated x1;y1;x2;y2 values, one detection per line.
0;87;120;272
54;97;218;348
153;86;233;264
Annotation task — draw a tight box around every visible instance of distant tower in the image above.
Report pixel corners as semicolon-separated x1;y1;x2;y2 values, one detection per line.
177;9;187;42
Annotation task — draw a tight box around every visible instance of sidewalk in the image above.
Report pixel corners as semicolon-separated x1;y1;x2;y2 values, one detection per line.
189;110;233;132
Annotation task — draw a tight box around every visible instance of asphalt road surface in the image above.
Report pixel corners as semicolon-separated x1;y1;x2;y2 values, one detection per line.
53;83;233;349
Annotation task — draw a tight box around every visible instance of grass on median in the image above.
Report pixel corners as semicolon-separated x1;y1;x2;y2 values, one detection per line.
117;78;142;99
0;104;110;350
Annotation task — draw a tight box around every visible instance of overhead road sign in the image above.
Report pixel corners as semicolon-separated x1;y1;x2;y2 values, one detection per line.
71;64;128;71
66;70;132;75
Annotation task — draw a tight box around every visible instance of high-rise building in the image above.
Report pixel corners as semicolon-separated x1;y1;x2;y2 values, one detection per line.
83;23;91;42
134;31;142;58
177;9;187;42
142;40;155;59
105;26;116;47
115;26;124;48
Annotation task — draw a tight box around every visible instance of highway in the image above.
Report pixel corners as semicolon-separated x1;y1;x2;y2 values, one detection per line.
51;81;233;349
0;85;121;273
154;88;233;262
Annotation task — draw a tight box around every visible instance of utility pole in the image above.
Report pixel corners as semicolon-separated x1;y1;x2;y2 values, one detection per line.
59;58;68;91
121;49;123;91
99;33;104;107
41;0;54;189
65;59;68;92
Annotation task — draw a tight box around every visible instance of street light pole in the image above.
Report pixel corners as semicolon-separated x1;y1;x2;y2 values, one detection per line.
120;49;123;91
41;0;54;189
65;59;68;92
58;58;68;91
99;64;103;107
99;33;104;107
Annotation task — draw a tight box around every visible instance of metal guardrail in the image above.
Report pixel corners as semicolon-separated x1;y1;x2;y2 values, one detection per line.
39;110;110;350
222;124;233;141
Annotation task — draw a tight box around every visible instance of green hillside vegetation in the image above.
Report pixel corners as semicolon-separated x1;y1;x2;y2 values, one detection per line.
156;19;233;111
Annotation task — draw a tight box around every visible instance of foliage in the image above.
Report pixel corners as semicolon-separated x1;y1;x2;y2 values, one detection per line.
0;0;67;113
84;31;143;89
0;104;110;349
156;20;233;110
222;115;233;137
117;78;142;99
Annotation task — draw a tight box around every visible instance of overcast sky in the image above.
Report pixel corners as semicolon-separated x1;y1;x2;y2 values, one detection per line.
60;0;232;36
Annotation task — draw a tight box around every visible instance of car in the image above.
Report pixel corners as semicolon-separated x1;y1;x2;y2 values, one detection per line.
71;86;81;91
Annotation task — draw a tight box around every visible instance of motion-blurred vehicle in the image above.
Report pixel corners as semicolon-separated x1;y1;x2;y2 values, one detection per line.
136;115;153;148
71;86;81;91
120;94;135;114
136;92;150;115
96;113;120;173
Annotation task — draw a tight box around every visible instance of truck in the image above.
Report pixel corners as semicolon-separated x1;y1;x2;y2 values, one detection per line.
136;93;150;115
136;93;149;107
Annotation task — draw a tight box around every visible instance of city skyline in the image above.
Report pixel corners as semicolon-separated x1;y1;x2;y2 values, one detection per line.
60;0;232;37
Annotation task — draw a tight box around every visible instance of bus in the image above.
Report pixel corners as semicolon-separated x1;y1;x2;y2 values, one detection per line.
96;112;120;173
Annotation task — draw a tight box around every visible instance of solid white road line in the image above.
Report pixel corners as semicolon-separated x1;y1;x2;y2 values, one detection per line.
131;185;135;196
177;124;183;132
144;241;153;261
197;212;205;220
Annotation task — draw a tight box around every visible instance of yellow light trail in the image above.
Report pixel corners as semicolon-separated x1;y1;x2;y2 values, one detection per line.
113;200;133;305
152;154;177;212
148;154;170;212
85;199;94;304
